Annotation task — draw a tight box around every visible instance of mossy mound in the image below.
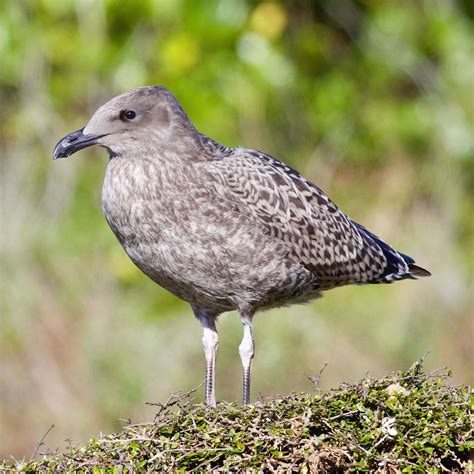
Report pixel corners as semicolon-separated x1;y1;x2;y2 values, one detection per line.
4;363;472;472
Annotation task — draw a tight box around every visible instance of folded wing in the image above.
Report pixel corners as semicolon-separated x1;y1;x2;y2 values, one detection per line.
208;149;429;287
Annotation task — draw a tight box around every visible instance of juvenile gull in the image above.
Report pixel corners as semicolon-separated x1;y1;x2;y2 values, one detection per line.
53;86;431;406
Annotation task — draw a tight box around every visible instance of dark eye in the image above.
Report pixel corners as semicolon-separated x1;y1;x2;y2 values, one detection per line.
119;110;136;121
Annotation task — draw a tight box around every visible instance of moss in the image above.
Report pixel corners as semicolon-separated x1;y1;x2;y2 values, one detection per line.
3;363;472;472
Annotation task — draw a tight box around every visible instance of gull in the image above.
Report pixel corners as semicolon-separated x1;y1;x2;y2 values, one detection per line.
53;86;430;406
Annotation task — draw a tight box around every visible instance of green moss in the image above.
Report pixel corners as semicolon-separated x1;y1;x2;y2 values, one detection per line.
3;364;472;472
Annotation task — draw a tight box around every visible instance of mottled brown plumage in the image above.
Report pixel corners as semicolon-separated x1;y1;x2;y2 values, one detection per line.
53;86;430;406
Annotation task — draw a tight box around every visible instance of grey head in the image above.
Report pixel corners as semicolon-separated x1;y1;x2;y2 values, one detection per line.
52;86;198;160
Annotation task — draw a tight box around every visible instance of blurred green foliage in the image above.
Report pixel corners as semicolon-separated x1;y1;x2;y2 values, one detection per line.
1;0;472;459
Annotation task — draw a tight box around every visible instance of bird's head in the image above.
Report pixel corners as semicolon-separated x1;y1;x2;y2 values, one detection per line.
53;86;196;159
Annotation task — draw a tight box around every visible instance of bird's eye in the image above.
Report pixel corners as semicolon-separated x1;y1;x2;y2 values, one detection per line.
119;110;136;121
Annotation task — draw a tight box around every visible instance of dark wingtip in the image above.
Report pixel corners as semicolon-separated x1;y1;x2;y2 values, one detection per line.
399;252;415;265
409;264;431;278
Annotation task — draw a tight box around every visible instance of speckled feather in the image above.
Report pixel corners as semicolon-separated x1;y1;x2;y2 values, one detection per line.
60;86;430;317
206;149;417;287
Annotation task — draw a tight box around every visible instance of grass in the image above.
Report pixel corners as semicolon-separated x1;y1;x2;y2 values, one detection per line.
2;361;472;472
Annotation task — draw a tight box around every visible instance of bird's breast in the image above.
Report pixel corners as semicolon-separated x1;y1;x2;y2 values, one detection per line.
100;157;315;311
101;158;182;251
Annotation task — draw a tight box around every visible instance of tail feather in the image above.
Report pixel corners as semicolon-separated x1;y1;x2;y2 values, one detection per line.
408;264;431;278
351;220;431;283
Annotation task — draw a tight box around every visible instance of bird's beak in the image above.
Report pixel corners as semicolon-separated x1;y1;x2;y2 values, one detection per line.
52;128;107;159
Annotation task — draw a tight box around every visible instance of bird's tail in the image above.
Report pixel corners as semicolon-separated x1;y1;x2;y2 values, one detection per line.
398;253;431;278
351;221;431;283
407;263;431;278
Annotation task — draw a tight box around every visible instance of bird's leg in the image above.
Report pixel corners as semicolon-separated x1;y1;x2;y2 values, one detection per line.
239;314;255;406
202;322;219;406
192;305;219;406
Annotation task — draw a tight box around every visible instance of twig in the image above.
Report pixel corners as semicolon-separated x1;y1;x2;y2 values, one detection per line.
304;362;328;391
146;383;202;422
408;351;430;373
329;410;359;421
31;424;55;461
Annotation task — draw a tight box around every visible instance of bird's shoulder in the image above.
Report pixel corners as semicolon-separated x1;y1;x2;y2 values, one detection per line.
212;147;343;215
203;146;355;237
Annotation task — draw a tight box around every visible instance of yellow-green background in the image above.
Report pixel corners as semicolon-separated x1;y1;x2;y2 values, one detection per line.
1;0;472;459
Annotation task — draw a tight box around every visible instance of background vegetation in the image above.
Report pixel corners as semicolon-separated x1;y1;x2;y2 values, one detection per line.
1;0;472;459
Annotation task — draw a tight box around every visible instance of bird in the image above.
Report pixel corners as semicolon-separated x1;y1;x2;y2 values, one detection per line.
53;86;431;406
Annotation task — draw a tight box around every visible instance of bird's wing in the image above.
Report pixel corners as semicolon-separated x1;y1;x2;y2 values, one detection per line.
206;148;413;286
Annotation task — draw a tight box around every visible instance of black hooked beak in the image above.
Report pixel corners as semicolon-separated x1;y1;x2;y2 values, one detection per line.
52;128;107;159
